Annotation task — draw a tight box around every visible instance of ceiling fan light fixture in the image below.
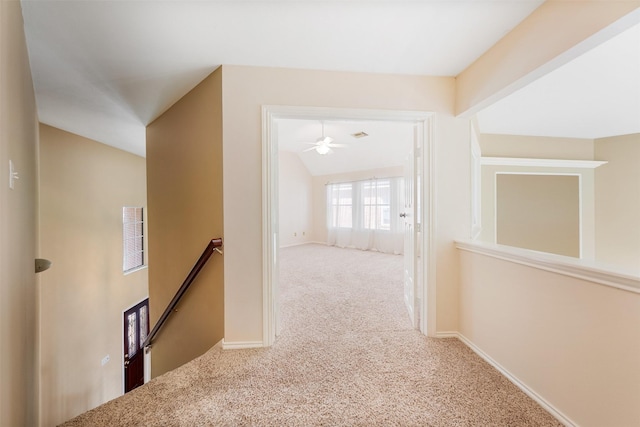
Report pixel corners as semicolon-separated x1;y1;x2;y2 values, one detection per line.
317;136;333;144
315;144;331;155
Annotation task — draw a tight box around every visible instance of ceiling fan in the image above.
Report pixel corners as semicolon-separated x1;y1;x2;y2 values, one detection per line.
302;122;347;155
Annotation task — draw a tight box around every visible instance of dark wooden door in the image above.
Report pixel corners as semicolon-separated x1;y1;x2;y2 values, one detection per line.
124;298;149;393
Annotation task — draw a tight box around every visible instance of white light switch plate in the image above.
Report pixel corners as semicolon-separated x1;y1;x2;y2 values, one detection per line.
9;160;18;190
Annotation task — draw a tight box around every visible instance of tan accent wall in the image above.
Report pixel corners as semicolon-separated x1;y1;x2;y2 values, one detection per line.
146;69;224;377
458;249;640;426
496;174;580;257
479;133;594;160
221;65;469;341
456;1;640;116
0;1;39;426
595;133;640;273
279;152;314;248
38;125;148;425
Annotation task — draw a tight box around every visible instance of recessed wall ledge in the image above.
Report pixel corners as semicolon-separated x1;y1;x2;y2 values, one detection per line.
455;239;640;294
480;157;607;168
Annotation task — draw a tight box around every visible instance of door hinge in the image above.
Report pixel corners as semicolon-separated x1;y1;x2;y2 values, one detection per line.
416;223;421;232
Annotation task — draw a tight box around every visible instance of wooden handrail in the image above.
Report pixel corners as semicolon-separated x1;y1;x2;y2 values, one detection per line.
143;238;223;351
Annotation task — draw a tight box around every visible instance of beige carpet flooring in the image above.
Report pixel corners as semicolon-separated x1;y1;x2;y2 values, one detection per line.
62;244;561;426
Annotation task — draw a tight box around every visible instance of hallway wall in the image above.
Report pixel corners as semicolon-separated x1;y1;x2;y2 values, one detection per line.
38;125;148;426
146;69;224;377
458;247;640;426
221;65;470;343
0;1;39;425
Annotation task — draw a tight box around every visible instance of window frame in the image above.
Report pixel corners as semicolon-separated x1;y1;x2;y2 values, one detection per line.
362;179;392;231
327;182;354;229
123;206;145;273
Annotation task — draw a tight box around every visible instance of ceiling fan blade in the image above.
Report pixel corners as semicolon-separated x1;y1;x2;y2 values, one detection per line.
328;143;347;148
316;136;333;144
302;146;317;152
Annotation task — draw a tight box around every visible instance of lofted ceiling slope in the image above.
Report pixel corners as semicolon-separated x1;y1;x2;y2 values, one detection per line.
21;0;544;156
478;20;640;140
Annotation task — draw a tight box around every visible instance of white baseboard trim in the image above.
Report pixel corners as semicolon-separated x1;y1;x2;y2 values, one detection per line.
279;241;327;249
221;339;264;350
279;242;311;249
441;332;577;427
435;331;459;338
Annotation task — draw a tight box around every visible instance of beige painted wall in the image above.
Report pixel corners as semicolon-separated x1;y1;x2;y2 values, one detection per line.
311;166;403;244
146;69;224;377
595;133;640;273
0;1;39;425
38;125;148;425
458;249;640;426
496;174;580;257
456;1;640;115
221;65;469;342
279;152;313;247
480;133;594;160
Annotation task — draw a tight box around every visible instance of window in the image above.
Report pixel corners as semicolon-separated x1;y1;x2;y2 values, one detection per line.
327;178;403;232
362;180;391;230
326;177;404;254
328;183;353;228
123;207;144;272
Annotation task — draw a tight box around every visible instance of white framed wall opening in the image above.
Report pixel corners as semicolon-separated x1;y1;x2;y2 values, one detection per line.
262;106;436;347
476;157;608;261
495;172;582;258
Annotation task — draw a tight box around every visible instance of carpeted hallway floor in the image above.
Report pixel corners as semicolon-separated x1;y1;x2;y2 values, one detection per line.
62;244;561;426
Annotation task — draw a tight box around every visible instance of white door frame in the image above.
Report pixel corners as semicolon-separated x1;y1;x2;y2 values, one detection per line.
261;105;437;346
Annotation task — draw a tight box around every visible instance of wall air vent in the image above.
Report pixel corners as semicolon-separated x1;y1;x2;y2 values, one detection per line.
351;131;369;138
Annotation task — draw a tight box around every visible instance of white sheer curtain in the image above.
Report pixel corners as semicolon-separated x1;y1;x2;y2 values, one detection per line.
327;177;404;254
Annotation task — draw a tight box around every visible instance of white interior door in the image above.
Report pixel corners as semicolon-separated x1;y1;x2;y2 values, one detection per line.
403;149;418;328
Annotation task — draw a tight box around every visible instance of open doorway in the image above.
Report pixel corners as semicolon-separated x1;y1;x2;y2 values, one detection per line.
261;106;436;346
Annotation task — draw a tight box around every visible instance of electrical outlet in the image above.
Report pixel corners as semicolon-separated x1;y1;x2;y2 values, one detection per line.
293;232;297;237
101;355;110;366
302;231;306;236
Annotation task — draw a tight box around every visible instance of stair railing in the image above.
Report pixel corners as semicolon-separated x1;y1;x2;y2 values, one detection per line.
143;238;223;352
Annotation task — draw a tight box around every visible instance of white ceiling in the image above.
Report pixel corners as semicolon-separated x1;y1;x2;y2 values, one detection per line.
20;1;639;162
477;21;640;139
277;119;415;176
21;0;545;156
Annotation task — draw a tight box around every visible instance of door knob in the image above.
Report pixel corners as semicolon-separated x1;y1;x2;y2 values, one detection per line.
399;213;407;218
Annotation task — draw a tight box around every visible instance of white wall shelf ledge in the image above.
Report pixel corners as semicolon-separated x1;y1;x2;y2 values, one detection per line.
480;157;607;168
456;239;640;294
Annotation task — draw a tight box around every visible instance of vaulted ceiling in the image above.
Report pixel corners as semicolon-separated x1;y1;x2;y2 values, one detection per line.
20;1;639;165
22;0;543;156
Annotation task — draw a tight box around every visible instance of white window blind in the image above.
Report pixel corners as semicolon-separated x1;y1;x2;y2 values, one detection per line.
123;207;144;272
